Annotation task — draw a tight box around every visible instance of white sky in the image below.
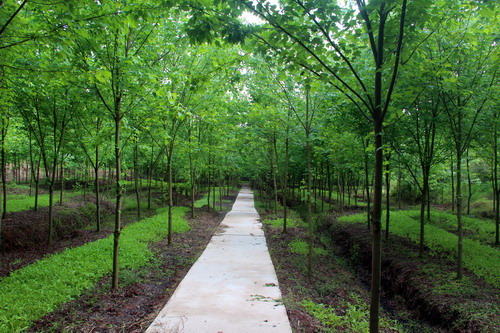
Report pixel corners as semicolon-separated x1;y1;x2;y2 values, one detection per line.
240;0;349;25
240;0;280;25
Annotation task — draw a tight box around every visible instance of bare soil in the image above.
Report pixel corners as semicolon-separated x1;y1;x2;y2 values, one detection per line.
28;207;227;332
319;213;500;332
0;189;188;277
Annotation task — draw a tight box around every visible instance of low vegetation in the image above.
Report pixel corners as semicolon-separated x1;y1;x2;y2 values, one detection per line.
0;206;190;332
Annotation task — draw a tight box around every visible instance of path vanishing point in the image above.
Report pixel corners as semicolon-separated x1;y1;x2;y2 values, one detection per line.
146;186;293;333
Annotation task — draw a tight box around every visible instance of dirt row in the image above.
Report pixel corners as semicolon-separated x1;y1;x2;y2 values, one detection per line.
28;206;230;332
260;203;499;332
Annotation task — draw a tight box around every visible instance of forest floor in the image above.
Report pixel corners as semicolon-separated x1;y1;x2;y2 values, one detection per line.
26;193;238;332
260;202;499;332
0;186;194;277
0;194;150;277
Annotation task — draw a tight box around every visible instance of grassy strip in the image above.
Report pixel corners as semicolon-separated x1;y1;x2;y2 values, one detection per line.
194;187;231;209
0;206;190;332
402;209;495;245
5;192;82;213
338;211;500;288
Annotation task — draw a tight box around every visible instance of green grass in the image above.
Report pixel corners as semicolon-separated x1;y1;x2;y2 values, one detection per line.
5;191;82;213
289;239;328;256
301;293;404;332
0;206;190;332
402;209;496;245
338;211;500;288
194;187;231;209
261;206;306;229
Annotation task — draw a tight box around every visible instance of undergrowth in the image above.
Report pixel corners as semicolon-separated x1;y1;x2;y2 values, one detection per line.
0;206;190;332
301;292;403;332
338;211;500;288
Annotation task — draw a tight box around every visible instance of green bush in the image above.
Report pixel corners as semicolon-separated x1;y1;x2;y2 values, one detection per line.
338;211;500;288
0;206;190;332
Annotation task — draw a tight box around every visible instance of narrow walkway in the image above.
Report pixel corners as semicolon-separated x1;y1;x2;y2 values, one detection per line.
147;187;292;333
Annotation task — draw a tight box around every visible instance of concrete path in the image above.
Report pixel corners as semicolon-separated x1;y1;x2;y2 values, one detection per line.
147;187;292;333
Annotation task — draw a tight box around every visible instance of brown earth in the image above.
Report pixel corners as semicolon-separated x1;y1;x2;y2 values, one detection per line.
0;189;190;277
319;214;500;332
27;207;227;332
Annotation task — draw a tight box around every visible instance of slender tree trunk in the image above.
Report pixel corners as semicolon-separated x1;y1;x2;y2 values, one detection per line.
95;142;101;232
385;156;390;240
305;90;313;278
283;132;289;233
212;167;216;210
0;119;7;249
189;127;195;218
112;111;122;291
397;164;402;209
327;164;332;210
134;142;141;218
466;149;472;215
207;153;211;212
370;117;384;333
59;154;64;205
451;154;455;212
456;113;463;280
219;171;223;211
34;161;40;211
494;113;499;244
419;180;428;257
364;139;371;228
167;149;173;246
1;121;7;220
270;146;278;215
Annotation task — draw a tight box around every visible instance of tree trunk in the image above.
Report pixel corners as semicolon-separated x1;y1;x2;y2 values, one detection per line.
95;142;101;232
219;171;223;211
1;121;7;220
364;139;371;228
397;164;402;209
112;111;122;291
134;142;141;218
270;146;278;215
167;149;173;246
305;89;313;278
369;117;384;333
494;113;499;244
59;155;64;205
466;149;472;215
34;161;40;211
456;112;463;280
207;153;211;212
385;157;390;240
451;154;455;212
48;183;54;244
283;132;289;233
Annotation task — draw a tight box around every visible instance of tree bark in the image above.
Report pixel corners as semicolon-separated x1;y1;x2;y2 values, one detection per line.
466;149;472;215
112;109;122;290
385;156;390;240
134;141;141;218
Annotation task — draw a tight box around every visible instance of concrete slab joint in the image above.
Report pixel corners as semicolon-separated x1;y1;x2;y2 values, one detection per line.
146;186;292;333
